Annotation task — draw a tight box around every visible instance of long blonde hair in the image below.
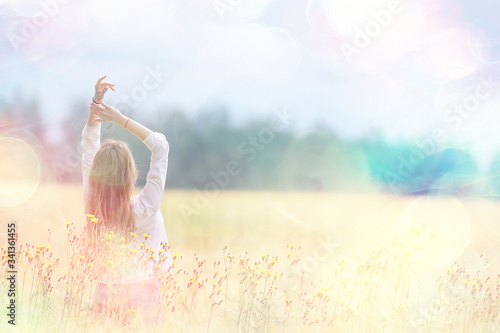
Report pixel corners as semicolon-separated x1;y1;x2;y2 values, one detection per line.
85;140;138;236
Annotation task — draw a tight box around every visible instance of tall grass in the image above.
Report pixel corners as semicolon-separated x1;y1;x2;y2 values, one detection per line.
2;218;500;332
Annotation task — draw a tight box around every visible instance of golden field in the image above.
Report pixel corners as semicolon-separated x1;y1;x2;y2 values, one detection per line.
2;183;500;332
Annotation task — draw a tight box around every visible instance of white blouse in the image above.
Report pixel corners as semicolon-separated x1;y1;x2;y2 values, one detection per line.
81;123;173;284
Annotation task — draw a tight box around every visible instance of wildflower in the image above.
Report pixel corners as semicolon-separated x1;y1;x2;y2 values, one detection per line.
143;233;150;239
66;222;71;227
130;249;139;254
88;263;93;268
213;282;218;286
86;214;94;218
79;255;85;260
130;232;137;238
107;261;114;266
262;254;267;258
90;218;98;223
173;253;179;258
121;237;126;243
46;246;51;250
159;249;164;253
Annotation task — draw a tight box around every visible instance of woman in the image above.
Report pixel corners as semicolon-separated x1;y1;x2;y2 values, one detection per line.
81;76;172;326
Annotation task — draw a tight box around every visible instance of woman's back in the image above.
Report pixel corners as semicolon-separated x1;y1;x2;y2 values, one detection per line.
82;125;173;284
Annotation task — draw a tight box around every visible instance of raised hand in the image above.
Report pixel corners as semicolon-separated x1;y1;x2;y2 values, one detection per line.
93;75;116;103
89;101;127;125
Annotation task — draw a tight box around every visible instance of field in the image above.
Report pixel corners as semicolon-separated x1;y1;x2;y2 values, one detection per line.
2;183;500;332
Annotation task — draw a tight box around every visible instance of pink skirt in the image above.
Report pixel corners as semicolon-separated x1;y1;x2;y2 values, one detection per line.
90;279;161;326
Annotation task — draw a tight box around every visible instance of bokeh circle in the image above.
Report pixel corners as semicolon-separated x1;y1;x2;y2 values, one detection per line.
0;137;41;207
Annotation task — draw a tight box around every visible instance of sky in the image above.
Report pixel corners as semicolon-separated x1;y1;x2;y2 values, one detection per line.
1;0;500;153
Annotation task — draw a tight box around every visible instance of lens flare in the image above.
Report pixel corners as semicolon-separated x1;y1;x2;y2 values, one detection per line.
468;20;500;65
9;0;42;18
0;137;41;206
435;71;500;134
399;196;471;267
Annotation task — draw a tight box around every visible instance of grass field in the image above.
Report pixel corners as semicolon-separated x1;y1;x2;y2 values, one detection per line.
2;183;500;332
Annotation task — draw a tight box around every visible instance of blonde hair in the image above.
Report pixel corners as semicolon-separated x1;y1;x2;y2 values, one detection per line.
85;140;138;236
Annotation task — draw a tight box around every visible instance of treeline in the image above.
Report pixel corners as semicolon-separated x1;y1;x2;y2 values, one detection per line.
1;101;499;197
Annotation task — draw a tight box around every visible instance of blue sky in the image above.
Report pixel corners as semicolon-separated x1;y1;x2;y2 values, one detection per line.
1;0;500;153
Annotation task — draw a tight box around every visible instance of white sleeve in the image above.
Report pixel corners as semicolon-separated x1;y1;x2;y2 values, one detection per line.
81;124;101;201
133;132;169;218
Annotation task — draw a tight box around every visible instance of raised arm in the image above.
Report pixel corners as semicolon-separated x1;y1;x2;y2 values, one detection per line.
81;123;100;201
82;76;116;199
88;75;115;127
135;132;169;217
89;102;152;141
